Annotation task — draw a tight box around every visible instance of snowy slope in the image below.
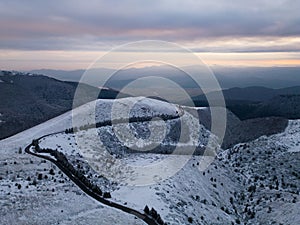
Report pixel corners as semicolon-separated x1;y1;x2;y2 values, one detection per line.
218;120;300;225
0;97;181;156
0;97;199;225
1;97;299;225
0;97;184;225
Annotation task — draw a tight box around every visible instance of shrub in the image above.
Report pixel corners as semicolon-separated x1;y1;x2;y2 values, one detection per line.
144;205;150;214
49;169;55;175
150;208;158;218
32;178;37;186
225;208;230;214
248;185;256;193
249;211;255;219
37;173;43;180
201;199;207;204
103;192;111;198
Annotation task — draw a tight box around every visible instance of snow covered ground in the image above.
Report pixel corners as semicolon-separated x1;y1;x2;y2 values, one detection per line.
275;120;300;153
0;97;194;225
219;120;300;225
0;97;182;156
1;97;299;224
0;147;145;225
1;97;184;225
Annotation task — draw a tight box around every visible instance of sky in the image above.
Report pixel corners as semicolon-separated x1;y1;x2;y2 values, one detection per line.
0;0;300;70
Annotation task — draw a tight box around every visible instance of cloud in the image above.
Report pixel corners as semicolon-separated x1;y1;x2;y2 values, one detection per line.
0;0;299;52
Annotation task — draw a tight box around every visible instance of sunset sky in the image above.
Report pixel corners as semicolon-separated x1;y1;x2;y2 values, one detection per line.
0;0;300;70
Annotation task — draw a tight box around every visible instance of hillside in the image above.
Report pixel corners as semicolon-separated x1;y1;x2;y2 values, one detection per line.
0;70;128;140
190;86;300;120
251;94;300;119
0;97;298;224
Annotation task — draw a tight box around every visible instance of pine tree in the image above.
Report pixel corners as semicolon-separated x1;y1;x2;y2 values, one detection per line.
144;205;150;214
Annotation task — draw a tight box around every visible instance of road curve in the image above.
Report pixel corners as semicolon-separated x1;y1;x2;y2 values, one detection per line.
25;139;163;225
24;110;186;224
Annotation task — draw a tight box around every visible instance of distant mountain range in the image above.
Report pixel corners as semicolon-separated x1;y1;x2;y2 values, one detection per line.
30;66;300;89
190;86;300;119
192;86;300;102
211;66;300;89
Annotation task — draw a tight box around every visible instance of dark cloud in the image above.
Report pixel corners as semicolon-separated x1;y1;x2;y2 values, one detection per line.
0;0;299;51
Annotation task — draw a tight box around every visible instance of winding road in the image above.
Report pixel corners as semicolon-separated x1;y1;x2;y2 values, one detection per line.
25;107;184;225
25;136;163;225
23;110;184;225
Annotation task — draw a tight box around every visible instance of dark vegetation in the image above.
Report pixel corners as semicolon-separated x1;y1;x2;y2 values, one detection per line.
0;70;128;140
28;138;166;225
190;86;300;120
31;139;106;197
221;142;300;223
144;205;167;225
191;108;288;149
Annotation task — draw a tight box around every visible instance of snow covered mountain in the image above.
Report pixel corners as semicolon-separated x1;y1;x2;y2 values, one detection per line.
0;97;299;225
